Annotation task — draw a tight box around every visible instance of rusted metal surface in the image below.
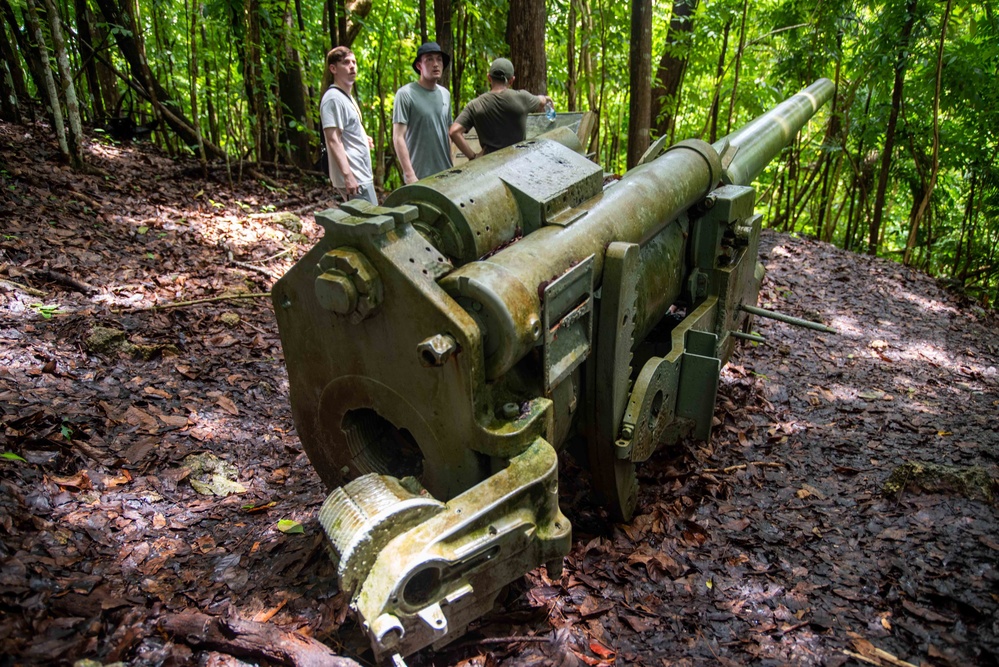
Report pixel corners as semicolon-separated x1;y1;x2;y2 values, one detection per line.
272;79;834;662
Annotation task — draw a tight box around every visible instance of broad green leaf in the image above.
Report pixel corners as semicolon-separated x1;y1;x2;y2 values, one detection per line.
276;519;305;534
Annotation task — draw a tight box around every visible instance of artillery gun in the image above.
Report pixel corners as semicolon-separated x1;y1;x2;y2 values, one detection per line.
272;78;835;663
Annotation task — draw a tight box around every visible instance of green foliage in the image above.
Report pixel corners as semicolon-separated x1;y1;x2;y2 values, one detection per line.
1;0;996;303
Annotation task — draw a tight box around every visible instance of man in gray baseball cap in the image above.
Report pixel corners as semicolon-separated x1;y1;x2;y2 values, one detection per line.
393;42;454;183
449;57;552;159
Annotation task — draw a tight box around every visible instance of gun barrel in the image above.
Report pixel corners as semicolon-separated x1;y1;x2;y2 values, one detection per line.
444;79;834;380
714;78;835;186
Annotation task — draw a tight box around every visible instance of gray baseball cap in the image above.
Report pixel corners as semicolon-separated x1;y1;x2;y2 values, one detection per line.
489;58;515;81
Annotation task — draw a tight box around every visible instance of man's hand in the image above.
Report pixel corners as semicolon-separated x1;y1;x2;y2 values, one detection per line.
344;171;360;195
403;170;419;185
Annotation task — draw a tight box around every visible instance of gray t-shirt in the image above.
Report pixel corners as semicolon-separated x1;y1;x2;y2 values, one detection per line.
320;85;373;187
393;82;453;179
454;89;541;153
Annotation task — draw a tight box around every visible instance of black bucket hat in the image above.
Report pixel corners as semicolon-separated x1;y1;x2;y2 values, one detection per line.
412;42;451;73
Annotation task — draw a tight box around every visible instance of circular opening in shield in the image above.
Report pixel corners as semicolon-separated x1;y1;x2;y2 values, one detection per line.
340;408;424;479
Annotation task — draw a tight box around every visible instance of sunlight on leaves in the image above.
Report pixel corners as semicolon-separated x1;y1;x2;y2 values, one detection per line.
276;519;305;534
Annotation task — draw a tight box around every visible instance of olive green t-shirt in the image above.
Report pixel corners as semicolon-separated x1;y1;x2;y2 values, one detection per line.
392;82;453;179
454;88;542;153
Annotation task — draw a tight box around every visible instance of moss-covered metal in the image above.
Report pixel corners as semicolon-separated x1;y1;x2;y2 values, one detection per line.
271;78;834;662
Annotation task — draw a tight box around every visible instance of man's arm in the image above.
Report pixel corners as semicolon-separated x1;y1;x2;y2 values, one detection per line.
448;121;477;161
534;94;552;111
393;122;418;184
324;126;359;195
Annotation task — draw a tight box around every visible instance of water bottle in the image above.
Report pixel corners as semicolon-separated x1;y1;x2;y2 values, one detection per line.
544;100;556;123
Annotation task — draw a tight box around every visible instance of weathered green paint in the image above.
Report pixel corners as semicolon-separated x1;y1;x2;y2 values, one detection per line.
271;79;834;661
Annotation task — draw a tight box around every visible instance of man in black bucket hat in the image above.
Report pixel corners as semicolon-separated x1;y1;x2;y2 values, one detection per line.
412;41;451;72
393;42;454;183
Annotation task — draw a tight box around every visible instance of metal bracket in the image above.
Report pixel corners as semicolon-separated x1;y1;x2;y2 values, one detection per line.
676;329;721;441
542;255;594;393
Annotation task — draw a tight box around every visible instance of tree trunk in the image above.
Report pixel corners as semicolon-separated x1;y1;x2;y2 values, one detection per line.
337;0;347;47
372;22;388;188
817;32;843;242
188;0;206;169
419;0;428;44
506;0;546;94
326;0;337;47
201;23;219;145
594;0;608;161
1;0;46;122
868;0;918;256
625;0;651;169
651;0;698;141
903;0;952;266
278;6;311;169
73;0;104;121
724;0;748;135
342;0;371;47
707;19;730;143
24;0;70;160
41;0;83;167
577;0;597;113
453;1;470;112
0;59;17;123
951;171;974;277
243;0;272;162
0;6;31;123
0;17;23;121
433;0;452;91
567;0;577;112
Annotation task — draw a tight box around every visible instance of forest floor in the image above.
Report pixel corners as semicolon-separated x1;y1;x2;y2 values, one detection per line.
1;121;997;667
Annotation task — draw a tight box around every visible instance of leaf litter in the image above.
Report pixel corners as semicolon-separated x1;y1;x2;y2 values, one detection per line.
1;122;997;666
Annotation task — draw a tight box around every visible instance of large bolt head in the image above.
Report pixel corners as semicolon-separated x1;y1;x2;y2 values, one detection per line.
417;334;457;367
315;271;358;314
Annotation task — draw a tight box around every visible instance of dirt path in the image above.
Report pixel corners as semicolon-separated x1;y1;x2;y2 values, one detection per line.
2;123;996;666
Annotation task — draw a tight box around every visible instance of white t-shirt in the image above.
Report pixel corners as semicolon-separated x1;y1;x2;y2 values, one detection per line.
319;86;374;187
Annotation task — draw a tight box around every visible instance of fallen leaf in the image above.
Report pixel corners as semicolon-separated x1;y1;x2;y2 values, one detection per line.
242;501;277;513
50;471;92;490
216;396;239;416
589;641;615;659
159;414;189;427
621;614;655;632
276;519;304;534
901;599;953;623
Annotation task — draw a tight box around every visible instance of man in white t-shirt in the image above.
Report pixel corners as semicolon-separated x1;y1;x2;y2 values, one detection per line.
320;46;377;204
